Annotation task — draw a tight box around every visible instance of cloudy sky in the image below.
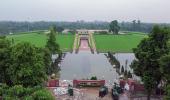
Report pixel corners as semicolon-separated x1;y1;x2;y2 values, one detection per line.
0;0;170;23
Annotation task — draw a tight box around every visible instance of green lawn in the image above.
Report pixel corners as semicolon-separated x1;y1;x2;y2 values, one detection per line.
94;33;147;53
7;32;74;52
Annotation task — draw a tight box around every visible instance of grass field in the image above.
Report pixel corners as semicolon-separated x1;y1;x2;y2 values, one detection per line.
94;32;147;53
7;32;74;52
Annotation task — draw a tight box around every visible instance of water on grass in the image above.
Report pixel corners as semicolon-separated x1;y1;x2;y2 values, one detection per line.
60;51;119;82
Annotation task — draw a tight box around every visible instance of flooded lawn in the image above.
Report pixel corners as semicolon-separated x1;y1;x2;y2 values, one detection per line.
60;51;118;82
114;53;135;71
60;38;135;82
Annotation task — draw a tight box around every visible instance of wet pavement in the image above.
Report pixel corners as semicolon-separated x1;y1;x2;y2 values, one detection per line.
79;39;90;51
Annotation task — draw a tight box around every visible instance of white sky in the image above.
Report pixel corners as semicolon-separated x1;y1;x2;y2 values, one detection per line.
0;0;170;23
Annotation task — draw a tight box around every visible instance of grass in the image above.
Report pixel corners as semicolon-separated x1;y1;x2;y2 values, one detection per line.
7;31;147;52
7;32;74;52
94;32;148;53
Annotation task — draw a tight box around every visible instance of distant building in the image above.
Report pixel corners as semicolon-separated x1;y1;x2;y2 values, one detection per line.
9;32;13;35
62;29;70;34
63;29;108;34
76;29;108;34
88;29;109;33
77;29;89;34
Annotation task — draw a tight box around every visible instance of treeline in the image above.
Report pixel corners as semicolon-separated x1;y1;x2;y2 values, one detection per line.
120;20;170;33
0;21;109;34
0;21;170;34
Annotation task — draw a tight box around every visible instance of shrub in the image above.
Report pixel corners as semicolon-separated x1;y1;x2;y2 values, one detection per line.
90;76;97;80
32;89;55;100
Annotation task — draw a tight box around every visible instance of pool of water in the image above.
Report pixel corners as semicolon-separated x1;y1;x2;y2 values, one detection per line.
114;53;135;72
60;38;136;82
60;51;119;82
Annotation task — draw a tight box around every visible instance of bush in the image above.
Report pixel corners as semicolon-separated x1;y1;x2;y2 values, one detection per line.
164;85;170;100
127;71;132;78
10;85;25;97
32;89;55;100
108;52;120;68
23;96;33;100
0;85;54;100
90;76;97;80
121;66;124;74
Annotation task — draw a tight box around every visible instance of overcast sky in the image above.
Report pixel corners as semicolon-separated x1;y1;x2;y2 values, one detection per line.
0;0;170;23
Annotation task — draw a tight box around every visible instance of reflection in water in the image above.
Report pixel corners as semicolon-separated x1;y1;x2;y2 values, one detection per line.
60;37;136;82
114;53;135;72
60;51;119;82
114;53;141;81
60;52;136;82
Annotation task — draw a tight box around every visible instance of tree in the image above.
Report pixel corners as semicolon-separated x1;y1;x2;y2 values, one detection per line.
42;48;52;75
127;71;132;78
132;20;136;31
0;36;11;85
56;26;64;33
142;71;155;100
124;70;128;77
137;20;141;31
8;42;47;87
159;51;170;99
125;59;128;71
121;66;124;74
52;25;57;33
164;85;170;100
159;55;170;83
109;20;120;34
131;26;169;100
46;26;60;54
0;37;54;98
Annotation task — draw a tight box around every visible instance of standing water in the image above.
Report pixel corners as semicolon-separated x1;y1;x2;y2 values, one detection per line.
114;53;135;72
60;39;119;83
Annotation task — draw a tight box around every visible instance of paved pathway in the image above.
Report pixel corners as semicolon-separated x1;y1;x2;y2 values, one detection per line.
79;39;90;51
119;93;129;100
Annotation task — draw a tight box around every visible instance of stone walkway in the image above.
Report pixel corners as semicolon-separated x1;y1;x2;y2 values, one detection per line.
79;39;90;51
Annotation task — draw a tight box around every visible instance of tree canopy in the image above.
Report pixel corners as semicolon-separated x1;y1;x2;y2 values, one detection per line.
109;20;120;34
46;26;60;54
0;35;55;99
0;36;11;84
56;26;64;33
131;25;170;100
9;42;47;87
